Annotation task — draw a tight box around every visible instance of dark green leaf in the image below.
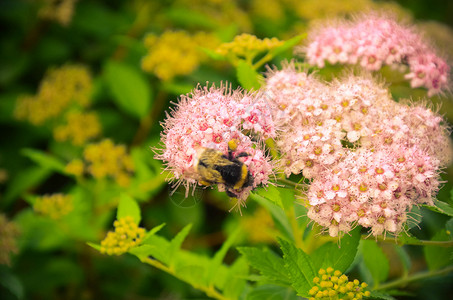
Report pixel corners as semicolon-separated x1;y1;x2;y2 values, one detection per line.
237;60;262;91
424;200;453;217
117;194;141;224
238;247;291;286
0;267;24;299
104;60;152;119
279;238;315;297
394;245;411;275
366;291;397;300
21;148;66;173
424;230;453;270
312;227;360;272
2;167;52;208
360;240;389;286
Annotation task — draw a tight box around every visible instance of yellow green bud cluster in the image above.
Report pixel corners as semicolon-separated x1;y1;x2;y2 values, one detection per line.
15;64;92;126
308;267;370;300
53;111;101;146
0;214;20;266
100;216;146;256
216;33;283;59
33;194;73;220
239;207;275;243
65;139;134;187
141;31;220;81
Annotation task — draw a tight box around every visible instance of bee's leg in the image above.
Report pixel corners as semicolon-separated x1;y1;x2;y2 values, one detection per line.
235;152;250;158
226;189;237;198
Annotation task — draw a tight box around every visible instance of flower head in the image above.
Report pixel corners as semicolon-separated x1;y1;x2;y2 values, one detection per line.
100;216;145;256
33;193;73;220
309;267;370;300
300;13;450;96
0;214;20;266
157;84;275;205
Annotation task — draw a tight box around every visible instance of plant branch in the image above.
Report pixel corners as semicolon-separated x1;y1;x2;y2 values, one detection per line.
363;235;453;247
375;265;453;291
142;257;232;300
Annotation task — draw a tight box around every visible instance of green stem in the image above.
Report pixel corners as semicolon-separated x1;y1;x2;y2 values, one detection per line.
142;257;231;300
277;178;298;188
375;265;453;291
253;53;274;70
363;235;453;247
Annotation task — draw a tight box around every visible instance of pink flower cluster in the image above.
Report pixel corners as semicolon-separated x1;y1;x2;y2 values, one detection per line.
265;64;451;237
157;84;275;204
300;15;450;96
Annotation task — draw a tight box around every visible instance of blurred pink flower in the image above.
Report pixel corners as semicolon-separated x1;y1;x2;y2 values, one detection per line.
300;14;450;96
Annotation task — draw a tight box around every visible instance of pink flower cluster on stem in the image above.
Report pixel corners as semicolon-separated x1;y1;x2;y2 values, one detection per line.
265;63;452;237
157;84;275;206
300;14;451;96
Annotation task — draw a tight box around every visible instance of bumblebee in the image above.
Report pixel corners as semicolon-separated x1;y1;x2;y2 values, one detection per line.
195;142;253;198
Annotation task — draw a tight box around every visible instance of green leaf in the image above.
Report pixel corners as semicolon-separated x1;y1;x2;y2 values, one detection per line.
312;227;360;272
104;60;152;119
269;34;307;57
255;185;284;209
367;291;397;300
2;167;52;208
424;230;453;270
360;240;389;286
21;148;66;173
0;267;25;300
206;228;240;286
199;47;226;61
168;224;192;267
394;245;411;275
395;231;421;245
250;192;293;242
223;256;249;299
279;238;316;297
87;242;101;251
446;218;453;239
237;60;262;91
117;194;141;224
238;247;291;286
424;200;453;217
246;285;299;300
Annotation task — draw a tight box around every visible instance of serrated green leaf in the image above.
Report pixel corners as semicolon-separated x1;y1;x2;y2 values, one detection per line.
117;194;141;224
279;238;315;297
21;148;66;173
104;60;152;119
424;200;453;217
360;240;389;286
168;224;192;268
255;185;284;209
206;228;240;286
246;285;299;300
237;60;262;91
424;230;453;270
367;291;397;300
312;227;360;272
395;231;421;245
238;247;291;286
